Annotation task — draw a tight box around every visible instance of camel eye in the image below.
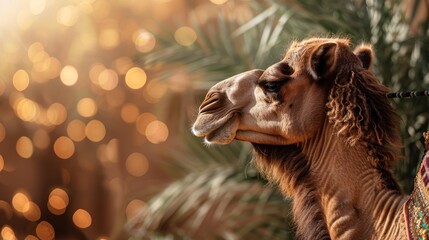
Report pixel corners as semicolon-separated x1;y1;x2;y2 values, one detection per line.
261;81;282;93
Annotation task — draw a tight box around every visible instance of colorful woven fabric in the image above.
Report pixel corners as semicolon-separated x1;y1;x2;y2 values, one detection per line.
404;147;429;239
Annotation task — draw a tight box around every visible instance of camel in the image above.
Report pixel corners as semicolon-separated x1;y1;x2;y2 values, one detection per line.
192;37;429;240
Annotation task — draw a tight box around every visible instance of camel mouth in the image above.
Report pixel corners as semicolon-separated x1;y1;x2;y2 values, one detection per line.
192;115;239;145
235;130;290;145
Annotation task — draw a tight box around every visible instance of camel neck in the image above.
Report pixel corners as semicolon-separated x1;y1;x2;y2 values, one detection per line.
299;118;407;239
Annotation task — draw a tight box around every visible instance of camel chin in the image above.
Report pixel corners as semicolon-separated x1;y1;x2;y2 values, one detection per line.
193;116;239;145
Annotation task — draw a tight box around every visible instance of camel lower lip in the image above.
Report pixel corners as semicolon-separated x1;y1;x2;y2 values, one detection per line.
235;130;289;145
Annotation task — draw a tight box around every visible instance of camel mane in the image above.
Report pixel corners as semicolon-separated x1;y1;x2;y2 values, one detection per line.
326;61;402;190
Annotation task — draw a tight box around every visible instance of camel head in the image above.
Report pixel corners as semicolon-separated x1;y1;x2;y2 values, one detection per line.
193;37;400;150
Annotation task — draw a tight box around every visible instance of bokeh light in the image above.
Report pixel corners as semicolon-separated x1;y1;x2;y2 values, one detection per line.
35;221;55;240
16;136;34;159
85;120;106;142
210;0;228;4
98;69;118;91
0;123;5;143
23;201;41;222
29;0;46;15
1;225;17;240
125;199;147;220
47;103;67;125
12;69;30;91
53;136;75;159
125;152;149;177
145;120;169;144
60;65;79;86
125;67;147;90
12;191;30;213
77;98;97;118
174;26;197;46
67;119;86;142
73;209;92;229
0;155;4;172
135;112;157;136
133;30;156;53
48;188;69;215
121;103;140;123
57;5;79;27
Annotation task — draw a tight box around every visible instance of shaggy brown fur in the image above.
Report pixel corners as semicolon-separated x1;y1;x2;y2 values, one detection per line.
253;143;331;239
326;62;402;191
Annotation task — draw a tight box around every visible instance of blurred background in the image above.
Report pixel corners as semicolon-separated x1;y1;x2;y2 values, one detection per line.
0;0;428;239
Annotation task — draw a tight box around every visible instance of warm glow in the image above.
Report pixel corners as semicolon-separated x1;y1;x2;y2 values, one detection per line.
85;120;106;142
14;97;40;122
23;201;41;222
125;67;147;89
48;188;69;215
134;30;156;53
16;136;33;159
12;192;30;213
73;209;92;229
99;27;119;50
210;0;228;4
121;103;140;123
28;42;44;62
35;221;55;240
77;97;97;118
67;119;86;142
125;199;147;220
174;26;197;46
47;102;67;125
24;235;39;240
0;123;5;143
89;63;106;85
13;69;30;91
125;152;149;177
1;225;16;240
145;120;169;144
33;129;50;149
0;155;4;172
53;136;75;159
98;69;118;91
113;57;133;75
60;65;79;86
57;5;79;27
29;0;46;15
143;79;168;103
135;112;157;136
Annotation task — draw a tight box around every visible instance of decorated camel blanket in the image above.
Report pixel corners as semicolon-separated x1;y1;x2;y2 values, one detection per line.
404;133;429;239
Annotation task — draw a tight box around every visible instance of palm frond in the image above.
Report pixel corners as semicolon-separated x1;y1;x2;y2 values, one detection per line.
126;168;293;240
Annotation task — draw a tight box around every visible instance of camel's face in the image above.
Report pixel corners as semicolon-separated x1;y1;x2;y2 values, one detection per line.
192;38;365;145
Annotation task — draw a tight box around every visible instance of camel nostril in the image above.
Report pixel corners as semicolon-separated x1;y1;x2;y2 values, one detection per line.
199;92;224;113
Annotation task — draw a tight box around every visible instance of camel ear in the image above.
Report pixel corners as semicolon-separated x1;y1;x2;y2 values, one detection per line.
308;42;338;81
354;45;373;69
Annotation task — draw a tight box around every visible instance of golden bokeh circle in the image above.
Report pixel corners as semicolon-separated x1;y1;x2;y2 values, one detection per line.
35;221;55;240
53;136;75;159
67;119;86;142
85;120;106;142
145;120;169;144
76;98;97;118
174;26;197;46
16;136;34;159
125;67;147;90
125;152;149;177
72;209;92;229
